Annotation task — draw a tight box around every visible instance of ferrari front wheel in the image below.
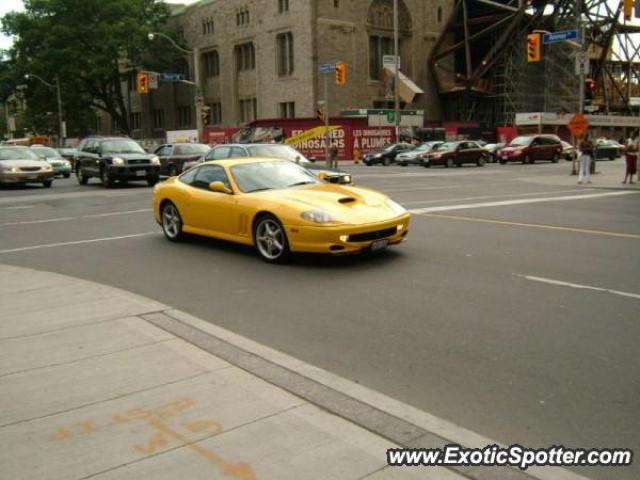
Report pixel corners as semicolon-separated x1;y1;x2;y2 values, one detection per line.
254;215;290;263
161;202;184;242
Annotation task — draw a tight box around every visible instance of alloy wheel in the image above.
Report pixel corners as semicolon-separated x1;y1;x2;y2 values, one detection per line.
162;203;182;240
256;218;286;261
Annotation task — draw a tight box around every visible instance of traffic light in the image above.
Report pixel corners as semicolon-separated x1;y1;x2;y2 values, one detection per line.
624;0;633;20
136;72;149;95
527;33;541;62
335;62;346;86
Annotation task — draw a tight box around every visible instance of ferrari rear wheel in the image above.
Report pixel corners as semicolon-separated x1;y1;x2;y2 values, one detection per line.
161;202;184;242
254;215;290;263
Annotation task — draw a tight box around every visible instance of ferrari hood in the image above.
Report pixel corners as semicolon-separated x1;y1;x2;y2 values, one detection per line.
254;184;405;225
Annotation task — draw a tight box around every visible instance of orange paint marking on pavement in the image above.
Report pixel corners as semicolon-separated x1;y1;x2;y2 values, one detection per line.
183;419;223;435
148;417;256;480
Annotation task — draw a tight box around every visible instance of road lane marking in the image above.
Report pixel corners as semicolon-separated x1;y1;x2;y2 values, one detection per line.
408;190;639;213
357;170;507;179
4;205;35;209
0;232;159;254
516;274;640;300
0;209;152;227
417;213;640;240
400;188;587;206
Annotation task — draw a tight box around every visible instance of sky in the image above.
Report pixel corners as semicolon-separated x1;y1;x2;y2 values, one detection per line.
0;0;199;51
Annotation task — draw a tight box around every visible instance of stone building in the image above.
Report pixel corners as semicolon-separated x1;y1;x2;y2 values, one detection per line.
98;0;453;140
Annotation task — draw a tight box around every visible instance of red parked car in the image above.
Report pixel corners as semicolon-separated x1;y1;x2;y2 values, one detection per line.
499;135;562;164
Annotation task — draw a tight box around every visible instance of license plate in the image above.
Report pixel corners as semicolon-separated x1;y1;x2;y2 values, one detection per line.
135;170;146;177
370;239;388;252
26;175;38;180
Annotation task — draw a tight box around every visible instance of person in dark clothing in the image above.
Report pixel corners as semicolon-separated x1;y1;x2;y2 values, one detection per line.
578;134;594;184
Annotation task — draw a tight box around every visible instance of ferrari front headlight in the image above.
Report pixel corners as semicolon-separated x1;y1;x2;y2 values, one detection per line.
385;198;406;215
301;210;343;224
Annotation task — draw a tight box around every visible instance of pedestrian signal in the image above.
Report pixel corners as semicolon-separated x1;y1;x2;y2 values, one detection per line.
335;62;346;86
136;72;149;95
527;34;541;63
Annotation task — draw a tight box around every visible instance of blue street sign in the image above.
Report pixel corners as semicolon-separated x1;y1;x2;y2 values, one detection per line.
542;30;578;44
318;63;336;74
159;72;186;81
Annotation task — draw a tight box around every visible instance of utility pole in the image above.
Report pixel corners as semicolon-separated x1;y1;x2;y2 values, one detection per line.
193;46;204;142
324;73;331;166
576;0;584;115
393;0;400;141
55;76;65;147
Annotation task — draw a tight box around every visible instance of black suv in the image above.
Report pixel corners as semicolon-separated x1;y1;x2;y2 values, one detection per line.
75;136;161;188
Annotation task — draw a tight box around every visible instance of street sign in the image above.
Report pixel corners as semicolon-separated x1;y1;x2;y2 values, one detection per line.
568;113;590;137
318;63;336;74
575;51;589;75
383;55;401;69
148;72;158;89
542;30;578;44
159;72;186;82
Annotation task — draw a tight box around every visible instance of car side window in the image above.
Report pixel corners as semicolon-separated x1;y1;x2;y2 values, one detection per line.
192;165;231;190
179;167;198;185
229;147;247;158
209;146;231;160
156;145;172;156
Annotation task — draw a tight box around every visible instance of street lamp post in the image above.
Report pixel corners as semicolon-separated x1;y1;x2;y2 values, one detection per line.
24;73;65;147
393;0;400;141
148;32;203;142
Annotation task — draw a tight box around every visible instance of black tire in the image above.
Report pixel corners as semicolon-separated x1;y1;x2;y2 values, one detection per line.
253;214;290;264
445;158;454;168
100;168;114;188
399;162;407;167
42;180;52;188
168;164;179;177
76;167;88;185
364;161;371;166
523;155;531;165
477;155;486;167
499;159;507;165
383;157;391;166
551;153;559;164
161;201;185;242
63;173;70;178
147;175;159;187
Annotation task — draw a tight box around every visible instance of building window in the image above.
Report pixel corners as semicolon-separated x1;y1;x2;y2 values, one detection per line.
203;50;220;77
208;102;222;125
235;42;255;71
279;102;295;118
437;6;442;23
278;0;289;12
239;98;257;123
202;17;214;35
130;112;142;130
177;106;191;127
369;35;393;80
237;8;250;25
153;109;165;129
276;32;294;76
175;60;190;81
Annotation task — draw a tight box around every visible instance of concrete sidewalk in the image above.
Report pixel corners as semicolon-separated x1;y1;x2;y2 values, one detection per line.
0;264;461;480
0;264;590;480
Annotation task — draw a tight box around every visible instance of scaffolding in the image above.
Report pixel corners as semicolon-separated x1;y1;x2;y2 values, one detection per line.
429;0;640;129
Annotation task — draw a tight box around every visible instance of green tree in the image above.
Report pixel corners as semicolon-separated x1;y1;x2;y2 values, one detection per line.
2;0;177;136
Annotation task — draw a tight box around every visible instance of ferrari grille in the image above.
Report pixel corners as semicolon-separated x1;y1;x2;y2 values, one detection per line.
348;227;396;242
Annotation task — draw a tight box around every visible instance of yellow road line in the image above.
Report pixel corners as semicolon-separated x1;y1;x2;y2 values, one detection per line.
418;213;640;240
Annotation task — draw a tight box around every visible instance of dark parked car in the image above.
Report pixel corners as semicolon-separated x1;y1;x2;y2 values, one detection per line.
423;141;489;168
594;139;624;160
363;143;415;166
193;143;353;184
153;143;211;176
75;136;161;188
395;141;444;166
499;135;562;164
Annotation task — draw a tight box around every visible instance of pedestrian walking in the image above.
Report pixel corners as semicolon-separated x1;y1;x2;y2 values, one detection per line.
578;134;594;184
327;142;338;168
623;134;638;184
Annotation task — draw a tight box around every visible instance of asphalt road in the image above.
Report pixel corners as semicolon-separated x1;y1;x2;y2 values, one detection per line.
1;160;638;480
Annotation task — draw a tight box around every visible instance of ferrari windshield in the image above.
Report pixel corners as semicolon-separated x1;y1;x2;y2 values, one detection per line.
231;161;321;193
246;145;311;165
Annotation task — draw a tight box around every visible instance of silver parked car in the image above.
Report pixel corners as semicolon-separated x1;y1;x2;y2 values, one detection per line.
395;141;444;166
0;146;55;187
30;145;72;177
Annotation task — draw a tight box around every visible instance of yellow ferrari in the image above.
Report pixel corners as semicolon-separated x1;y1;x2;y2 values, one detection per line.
152;158;410;262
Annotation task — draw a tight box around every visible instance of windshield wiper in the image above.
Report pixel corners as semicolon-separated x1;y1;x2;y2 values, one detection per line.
288;181;315;187
246;187;273;193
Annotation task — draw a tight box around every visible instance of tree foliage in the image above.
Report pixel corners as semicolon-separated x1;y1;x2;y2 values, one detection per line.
2;0;178;136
